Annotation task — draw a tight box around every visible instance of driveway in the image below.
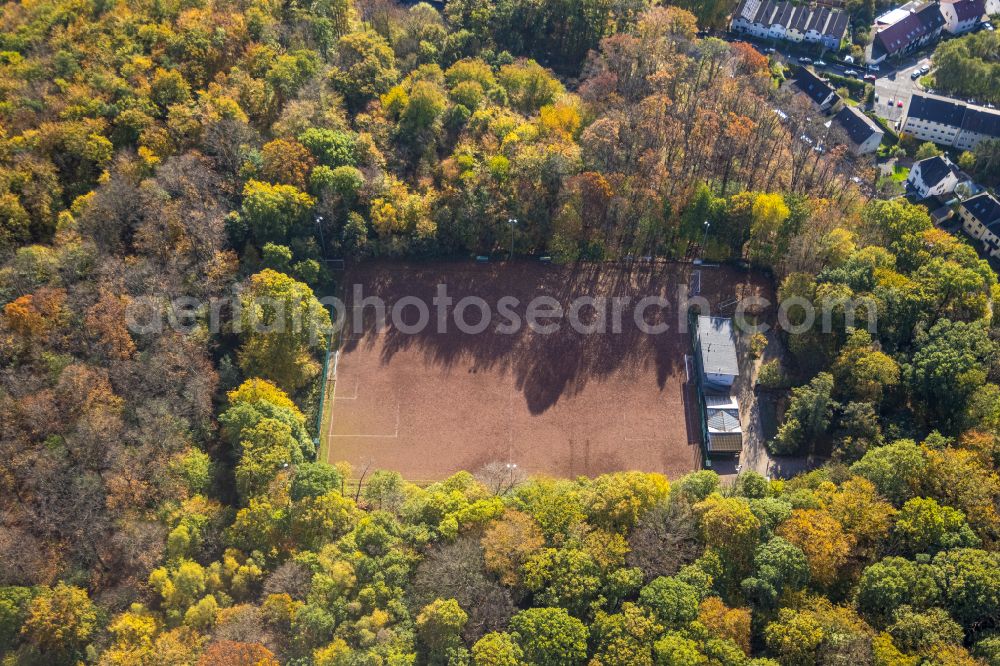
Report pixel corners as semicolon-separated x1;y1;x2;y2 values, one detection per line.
712;328;814;482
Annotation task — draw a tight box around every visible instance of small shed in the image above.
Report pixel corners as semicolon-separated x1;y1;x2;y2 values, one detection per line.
704;393;743;456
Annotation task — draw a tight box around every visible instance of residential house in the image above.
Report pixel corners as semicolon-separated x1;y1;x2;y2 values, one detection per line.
956;105;1000;151
906;155;962;198
787;7;811;41
959;193;1000;257
940;0;986;33
695;316;740;390
731;0;849;49
869;2;945;63
769;2;795;39
805;7;851;48
792;67;840;111
831;105;885;153
902;93;1000;150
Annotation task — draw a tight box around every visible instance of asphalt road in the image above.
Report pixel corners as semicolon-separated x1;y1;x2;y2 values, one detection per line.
872;56;932;127
730;34;937;126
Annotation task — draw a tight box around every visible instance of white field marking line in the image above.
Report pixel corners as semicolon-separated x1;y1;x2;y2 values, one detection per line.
333;377;359;401
508;367;515;464
325;349;340;442
328;401;401;439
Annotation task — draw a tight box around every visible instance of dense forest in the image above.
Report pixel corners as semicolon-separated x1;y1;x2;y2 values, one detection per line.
1;0;1000;664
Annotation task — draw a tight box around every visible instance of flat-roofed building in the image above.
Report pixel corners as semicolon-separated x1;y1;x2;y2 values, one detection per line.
696;316;740;391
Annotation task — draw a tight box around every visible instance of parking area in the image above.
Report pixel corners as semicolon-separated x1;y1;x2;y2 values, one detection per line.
872;56;932;127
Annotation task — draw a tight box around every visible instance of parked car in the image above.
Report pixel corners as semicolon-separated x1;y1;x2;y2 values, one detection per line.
868;64;880;72
845;69;858;76
844;55;855;64
888;97;894;105
798;56;812;64
814;60;827;67
911;70;921;80
765;47;776;54
919;65;930;74
863;74;877;82
874;93;879;102
897;100;904;108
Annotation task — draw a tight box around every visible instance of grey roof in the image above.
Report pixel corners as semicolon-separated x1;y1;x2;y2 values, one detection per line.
697;316;740;377
833;105;884;145
961;106;1000;137
732;0;847;37
930;205;954;223
874;2;945;55
907;92;968;127
827;9;851;38
705;394;740;409
707;409;741;433
964;193;1000;229
793;67;838;106
775;2;796;26
808;7;830;31
905;93;1000;137
914;155;958;187
791;5;812;30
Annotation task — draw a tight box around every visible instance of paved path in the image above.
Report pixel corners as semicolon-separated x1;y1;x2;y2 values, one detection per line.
713;328;814;481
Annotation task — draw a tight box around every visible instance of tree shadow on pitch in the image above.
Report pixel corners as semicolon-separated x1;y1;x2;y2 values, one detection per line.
340;260;761;415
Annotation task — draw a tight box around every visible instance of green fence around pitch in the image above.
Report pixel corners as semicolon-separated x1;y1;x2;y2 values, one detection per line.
688;310;712;469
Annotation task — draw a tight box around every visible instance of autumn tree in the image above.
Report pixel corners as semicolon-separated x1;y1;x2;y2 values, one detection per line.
509;607;588;666
776;509;853;587
416;598;469;665
236;269;331;392
330;31;399;110
20;583;98;662
482;510;545;587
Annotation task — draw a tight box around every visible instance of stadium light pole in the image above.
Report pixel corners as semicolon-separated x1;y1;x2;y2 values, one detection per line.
701;220;710;257
508;218;517;260
316;215;326;259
